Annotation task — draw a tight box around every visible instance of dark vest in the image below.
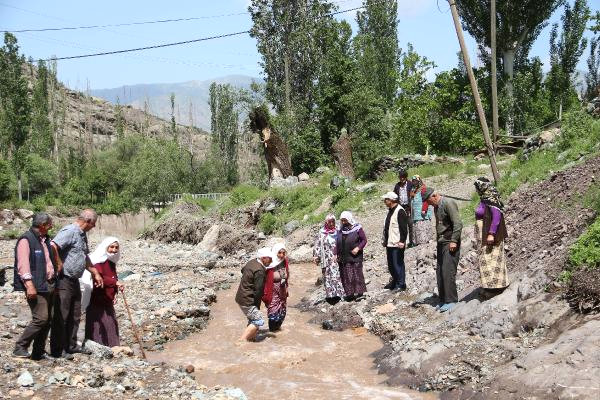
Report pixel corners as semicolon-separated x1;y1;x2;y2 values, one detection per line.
337;228;364;264
13;230;56;292
482;205;507;245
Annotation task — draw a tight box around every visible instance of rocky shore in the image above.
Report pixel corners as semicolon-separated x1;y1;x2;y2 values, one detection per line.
0;237;247;399
299;157;600;399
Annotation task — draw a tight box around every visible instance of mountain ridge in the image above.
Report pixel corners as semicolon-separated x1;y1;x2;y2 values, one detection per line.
90;74;261;131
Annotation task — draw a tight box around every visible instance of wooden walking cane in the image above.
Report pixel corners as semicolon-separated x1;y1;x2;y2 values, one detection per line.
121;291;147;359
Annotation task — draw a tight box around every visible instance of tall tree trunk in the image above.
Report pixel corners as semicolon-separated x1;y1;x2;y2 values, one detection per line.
502;48;516;136
332;131;355;179
249;107;293;180
490;0;500;149
17;171;22;201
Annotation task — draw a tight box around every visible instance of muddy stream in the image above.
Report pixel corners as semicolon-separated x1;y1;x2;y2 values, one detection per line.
149;263;436;400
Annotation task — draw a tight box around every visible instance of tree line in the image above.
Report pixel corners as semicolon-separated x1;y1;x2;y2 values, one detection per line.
233;0;598;177
1;1;599;213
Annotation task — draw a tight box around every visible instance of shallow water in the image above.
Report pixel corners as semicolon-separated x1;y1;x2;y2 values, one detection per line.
149;263;437;400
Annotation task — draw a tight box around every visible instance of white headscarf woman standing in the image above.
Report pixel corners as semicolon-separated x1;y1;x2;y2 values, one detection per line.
80;236;120;311
84;237;123;347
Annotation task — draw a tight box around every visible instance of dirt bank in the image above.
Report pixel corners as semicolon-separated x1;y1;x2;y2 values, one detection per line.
299;159;600;399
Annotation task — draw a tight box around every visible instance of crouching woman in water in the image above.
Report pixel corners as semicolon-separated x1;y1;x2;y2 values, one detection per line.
262;243;289;332
336;211;368;302
235;248;272;341
85;237;124;347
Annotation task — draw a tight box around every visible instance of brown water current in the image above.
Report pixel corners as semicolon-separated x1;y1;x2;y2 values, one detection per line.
149;263;437;400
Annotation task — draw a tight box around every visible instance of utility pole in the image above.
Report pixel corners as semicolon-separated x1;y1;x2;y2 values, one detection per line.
448;0;500;184
490;0;500;151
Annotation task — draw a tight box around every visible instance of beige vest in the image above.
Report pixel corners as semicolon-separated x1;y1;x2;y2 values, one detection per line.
386;205;405;247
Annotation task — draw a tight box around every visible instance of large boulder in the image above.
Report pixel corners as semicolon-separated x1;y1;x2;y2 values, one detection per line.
197;224;220;252
270;176;300;188
283;220;300;236
289;244;314;263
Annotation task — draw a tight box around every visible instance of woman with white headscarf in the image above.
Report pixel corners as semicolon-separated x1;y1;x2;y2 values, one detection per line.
84;237;123;347
262;242;290;332
336;211;368;301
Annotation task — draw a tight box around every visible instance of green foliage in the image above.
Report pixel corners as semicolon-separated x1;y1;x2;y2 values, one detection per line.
209;82;239;185
224;184;263;211
583;184;600;214
23;153;58;196
355;0;400;107
0;157;11;200
569;218;600;270
30;60;53;156
547;0;590;114
0;33;31;200
248;0;334;113
258;212;277;235
499;109;600;197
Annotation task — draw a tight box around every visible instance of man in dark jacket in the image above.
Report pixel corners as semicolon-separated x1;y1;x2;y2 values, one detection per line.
393;169;414;245
235;247;273;341
13;213;57;360
423;187;463;312
382;192;409;291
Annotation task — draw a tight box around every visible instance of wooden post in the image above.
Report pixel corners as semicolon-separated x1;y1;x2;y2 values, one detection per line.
448;0;500;184
490;0;500;151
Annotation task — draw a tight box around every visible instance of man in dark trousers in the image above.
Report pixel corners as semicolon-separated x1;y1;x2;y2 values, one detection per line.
393;169;414;245
423;187;463;312
13;213;57;360
235;247;273;341
50;209;102;358
382;192;409;291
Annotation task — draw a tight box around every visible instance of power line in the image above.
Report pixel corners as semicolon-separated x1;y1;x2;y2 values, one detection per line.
1;0;359;33
37;4;372;62
39;31;251;61
1;13;249;33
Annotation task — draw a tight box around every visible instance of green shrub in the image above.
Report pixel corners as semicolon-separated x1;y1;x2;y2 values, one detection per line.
258;212;277;235
180;195;215;212
569;218;600;270
224;184;264;211
583;184;600;214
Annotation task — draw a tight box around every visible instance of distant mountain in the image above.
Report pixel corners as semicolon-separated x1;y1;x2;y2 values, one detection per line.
90;75;260;131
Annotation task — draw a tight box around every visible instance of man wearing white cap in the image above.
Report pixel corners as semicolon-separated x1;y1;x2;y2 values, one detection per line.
235;247;273;341
382;191;409;291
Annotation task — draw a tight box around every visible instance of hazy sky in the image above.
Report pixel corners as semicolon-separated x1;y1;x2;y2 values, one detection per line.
0;0;597;90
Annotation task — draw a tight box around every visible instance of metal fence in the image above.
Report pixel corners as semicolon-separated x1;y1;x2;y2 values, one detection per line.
169;193;230;202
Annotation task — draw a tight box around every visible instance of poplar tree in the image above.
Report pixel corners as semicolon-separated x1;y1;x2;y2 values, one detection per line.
0;33;31;200
547;0;590;116
455;0;563;132
30;60;53;156
209;82;239;186
354;0;400;107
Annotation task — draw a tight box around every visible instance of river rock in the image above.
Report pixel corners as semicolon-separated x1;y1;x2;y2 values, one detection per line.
17;370;34;387
283;221;300;236
289;245;313;263
84;340;114;359
298;172;310;182
16;209;34;219
355;182;377;193
198;225;220;252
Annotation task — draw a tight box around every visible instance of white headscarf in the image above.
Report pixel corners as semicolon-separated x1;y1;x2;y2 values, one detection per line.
256;247;274;266
272;242;287;260
269;242;287;269
89;236;120;265
340;211;356;226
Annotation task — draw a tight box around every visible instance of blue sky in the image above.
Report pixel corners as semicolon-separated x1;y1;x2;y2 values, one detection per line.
0;0;598;90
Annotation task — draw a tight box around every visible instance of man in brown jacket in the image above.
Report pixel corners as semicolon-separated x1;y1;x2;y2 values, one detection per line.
235;247;273;341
